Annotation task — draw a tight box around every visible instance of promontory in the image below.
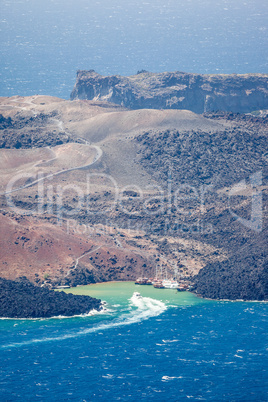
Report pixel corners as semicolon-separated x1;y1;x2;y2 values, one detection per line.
70;70;268;113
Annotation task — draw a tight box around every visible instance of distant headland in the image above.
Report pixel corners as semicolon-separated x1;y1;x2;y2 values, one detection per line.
71;70;268;114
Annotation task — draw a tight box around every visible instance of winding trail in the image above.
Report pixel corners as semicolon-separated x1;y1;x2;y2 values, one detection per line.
66;246;102;277
8;96;39;116
74;246;101;270
1;95;100;196
1;145;103;196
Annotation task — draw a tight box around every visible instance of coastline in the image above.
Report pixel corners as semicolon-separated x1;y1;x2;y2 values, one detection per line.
0;308;108;321
198;295;268;303
0;277;102;319
1;278;267;320
63;280;268;303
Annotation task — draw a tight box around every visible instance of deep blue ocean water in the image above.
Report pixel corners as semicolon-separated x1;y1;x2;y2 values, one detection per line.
1;0;267;99
0;283;267;401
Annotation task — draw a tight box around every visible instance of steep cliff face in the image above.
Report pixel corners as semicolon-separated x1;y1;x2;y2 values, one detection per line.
70;70;268;114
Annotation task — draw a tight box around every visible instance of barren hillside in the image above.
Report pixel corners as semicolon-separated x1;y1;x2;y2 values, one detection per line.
0;95;267;299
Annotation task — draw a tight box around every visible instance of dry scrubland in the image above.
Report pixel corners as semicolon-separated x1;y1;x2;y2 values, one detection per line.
0;94;267;300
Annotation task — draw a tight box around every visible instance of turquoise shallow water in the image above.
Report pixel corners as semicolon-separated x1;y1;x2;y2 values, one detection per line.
0;282;267;401
63;281;205;307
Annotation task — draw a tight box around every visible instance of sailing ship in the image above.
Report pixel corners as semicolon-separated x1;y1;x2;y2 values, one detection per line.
135;261;191;290
162;279;179;289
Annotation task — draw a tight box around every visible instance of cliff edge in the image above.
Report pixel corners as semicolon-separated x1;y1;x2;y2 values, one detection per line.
70;70;268;114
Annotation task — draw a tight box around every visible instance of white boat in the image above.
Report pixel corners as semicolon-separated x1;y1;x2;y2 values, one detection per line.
133;292;143;299
162;280;179;289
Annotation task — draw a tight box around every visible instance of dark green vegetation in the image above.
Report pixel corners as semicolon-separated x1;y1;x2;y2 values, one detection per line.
0;277;102;318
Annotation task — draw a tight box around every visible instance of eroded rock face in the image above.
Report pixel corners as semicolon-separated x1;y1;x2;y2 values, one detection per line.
70;70;268;113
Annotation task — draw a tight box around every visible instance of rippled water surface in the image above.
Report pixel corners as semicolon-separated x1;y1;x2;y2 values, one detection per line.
0;282;267;401
1;0;267;98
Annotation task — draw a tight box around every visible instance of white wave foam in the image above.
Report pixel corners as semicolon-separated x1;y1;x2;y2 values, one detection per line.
0;307;111;321
162;339;179;343
1;293;167;349
162;376;183;381
130;294;166;320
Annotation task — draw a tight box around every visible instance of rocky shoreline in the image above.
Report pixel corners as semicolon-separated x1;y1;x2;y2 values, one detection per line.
0;273;266;320
0;277;102;318
192;239;268;301
71;70;268;113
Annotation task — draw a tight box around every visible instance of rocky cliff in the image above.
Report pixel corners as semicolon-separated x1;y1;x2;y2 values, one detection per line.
70;70;268;114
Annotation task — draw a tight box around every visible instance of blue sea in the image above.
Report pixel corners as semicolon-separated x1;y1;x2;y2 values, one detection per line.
0;282;267;401
1;0;267;99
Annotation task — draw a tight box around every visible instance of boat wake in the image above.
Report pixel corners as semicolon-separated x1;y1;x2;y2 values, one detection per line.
130;293;167;321
1;294;166;349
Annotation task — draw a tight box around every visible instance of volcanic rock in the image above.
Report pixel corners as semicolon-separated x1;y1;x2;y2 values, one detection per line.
0;277;102;318
70;70;268;114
